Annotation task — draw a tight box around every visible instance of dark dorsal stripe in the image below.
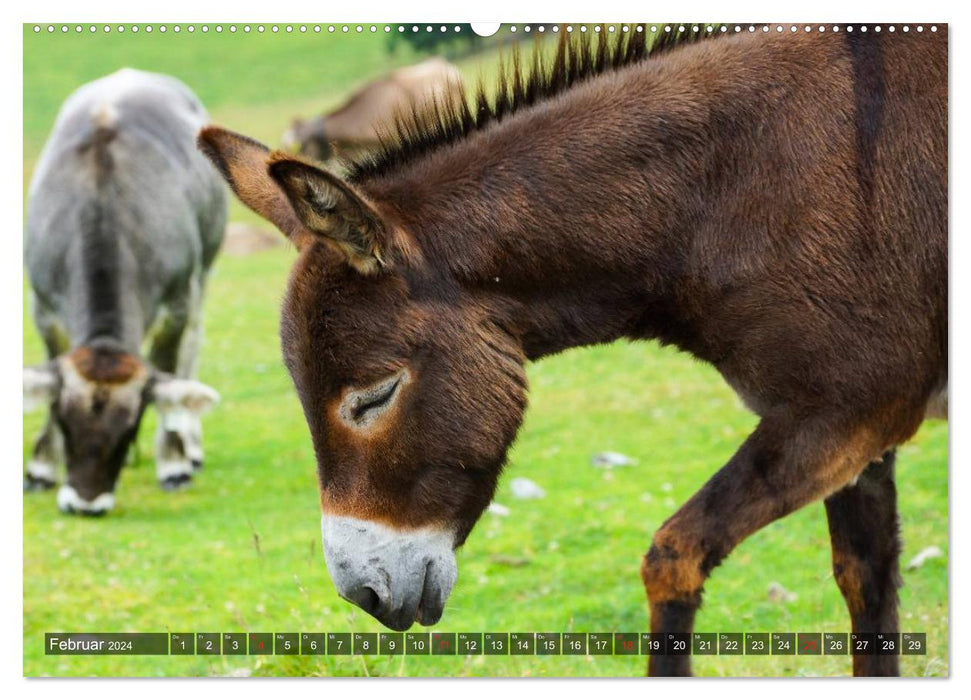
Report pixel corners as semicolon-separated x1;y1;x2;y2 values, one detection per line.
78;199;124;343
75;119;127;345
346;25;728;183
846;32;885;211
77;124;117;186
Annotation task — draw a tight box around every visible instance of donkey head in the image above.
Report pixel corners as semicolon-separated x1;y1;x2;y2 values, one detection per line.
23;339;218;515
281;116;332;162
199;127;528;630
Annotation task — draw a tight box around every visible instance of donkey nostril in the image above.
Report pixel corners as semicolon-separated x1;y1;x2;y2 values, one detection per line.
350;586;382;616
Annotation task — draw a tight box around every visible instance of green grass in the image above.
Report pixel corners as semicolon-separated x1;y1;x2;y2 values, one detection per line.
22;25;949;678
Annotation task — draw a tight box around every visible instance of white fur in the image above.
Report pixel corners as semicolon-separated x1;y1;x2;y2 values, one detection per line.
57;485;115;514
321;514;457;629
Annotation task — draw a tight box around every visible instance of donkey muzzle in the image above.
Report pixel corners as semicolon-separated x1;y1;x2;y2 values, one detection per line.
57;484;115;516
321;514;458;631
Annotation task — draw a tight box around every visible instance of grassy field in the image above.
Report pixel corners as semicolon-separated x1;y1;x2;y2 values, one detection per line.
22;25;949;677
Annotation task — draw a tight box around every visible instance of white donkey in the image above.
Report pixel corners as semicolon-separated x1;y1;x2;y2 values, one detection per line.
24;69;227;514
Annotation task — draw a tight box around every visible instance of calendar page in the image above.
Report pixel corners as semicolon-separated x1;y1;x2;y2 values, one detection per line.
21;20;949;680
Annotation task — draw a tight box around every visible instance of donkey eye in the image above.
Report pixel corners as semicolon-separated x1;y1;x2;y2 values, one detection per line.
352;379;400;420
342;371;407;427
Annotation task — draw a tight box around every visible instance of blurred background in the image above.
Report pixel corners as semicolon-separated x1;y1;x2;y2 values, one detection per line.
22;23;949;677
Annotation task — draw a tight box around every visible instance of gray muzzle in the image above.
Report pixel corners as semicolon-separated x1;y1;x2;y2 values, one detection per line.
321;514;458;631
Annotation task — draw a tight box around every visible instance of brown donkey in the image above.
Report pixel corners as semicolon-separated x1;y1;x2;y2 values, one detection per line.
199;26;946;676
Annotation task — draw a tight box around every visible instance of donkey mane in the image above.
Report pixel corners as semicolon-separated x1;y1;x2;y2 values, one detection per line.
346;25;726;182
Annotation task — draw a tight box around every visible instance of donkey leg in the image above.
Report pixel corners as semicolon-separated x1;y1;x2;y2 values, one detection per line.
25;417;63;491
26;302;68;491
174;277;206;471
824;450;901;676
148;302;195;488
642;412;884;676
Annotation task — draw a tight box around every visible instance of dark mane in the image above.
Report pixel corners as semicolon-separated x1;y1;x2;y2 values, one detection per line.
346;24;726;182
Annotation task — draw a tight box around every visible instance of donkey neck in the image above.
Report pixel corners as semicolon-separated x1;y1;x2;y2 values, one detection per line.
363;33;798;361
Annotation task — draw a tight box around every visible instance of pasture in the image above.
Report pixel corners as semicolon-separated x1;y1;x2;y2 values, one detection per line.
22;25;949;677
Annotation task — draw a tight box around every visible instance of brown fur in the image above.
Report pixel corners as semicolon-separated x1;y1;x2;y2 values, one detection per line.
200;25;947;676
68;344;144;384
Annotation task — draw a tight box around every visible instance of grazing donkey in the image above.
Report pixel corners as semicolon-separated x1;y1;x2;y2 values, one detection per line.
25;68;226;515
281;57;463;163
200;25;946;676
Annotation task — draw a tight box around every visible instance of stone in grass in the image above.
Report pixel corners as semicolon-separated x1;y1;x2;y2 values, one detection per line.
487;502;510;517
767;581;797;604
907;545;943;571
590;451;637;468
510;477;546;500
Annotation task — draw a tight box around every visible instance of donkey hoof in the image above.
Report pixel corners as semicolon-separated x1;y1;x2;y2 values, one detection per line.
160;473;193;491
191;458;203;472
24;475;56;492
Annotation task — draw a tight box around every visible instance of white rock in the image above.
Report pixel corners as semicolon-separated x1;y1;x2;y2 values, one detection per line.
907;545;943;571
510;477;546;500
767;581;797;604
591;451;637;468
487;502;510;517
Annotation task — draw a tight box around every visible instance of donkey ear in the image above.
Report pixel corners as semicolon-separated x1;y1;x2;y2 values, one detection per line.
24;364;59;413
196;126;315;249
151;376;220;417
267;154;390;275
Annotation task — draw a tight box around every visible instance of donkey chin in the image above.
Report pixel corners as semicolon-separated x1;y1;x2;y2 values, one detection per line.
321;514;458;631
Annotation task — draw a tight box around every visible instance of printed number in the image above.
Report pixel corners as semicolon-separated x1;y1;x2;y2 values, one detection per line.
882;640;894;651
414;640;425;651
724;640;738;651
909;640;922;651
856;639;869;650
673;640;686;651
231;640;239;650
490;640;503;650
205;641;213;651
830;639;843;651
466;641;476;651
336;640;343;650
362;640;369;651
310;640;318;651
777;640;790;650
543;640;555;650
697;640;711;651
596;640;607;650
569;641;582;651
178;640;186;650
517;640;529;650
752;640;765;651
284;640;291;651
388;640;396;650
